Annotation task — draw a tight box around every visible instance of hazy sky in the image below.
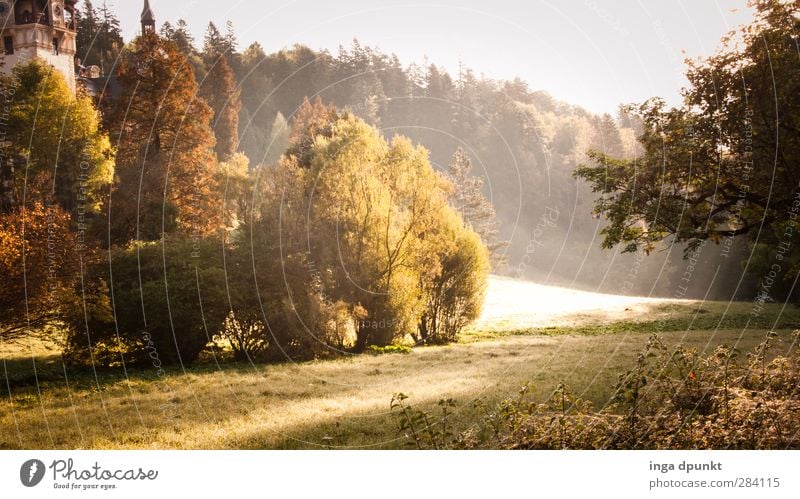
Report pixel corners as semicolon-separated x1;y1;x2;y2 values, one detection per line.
107;0;755;114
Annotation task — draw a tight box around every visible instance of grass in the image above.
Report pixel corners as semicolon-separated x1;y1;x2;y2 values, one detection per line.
1;299;798;449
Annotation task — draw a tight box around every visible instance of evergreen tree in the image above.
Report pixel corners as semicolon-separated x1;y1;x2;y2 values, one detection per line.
265;112;289;164
160;19;196;55
200;56;241;161
592;113;624;158
203;22;227;60
75;0;124;73
447;148;507;265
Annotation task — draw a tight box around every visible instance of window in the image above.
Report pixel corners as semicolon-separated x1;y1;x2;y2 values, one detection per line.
3;36;12;56
52;37;59;55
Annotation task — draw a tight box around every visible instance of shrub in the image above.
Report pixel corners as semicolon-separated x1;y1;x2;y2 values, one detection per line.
236;109;490;357
65;237;230;366
0;202;81;342
417;214;489;344
214;311;270;362
390;331;800;449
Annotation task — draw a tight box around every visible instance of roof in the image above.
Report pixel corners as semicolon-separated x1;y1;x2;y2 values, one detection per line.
141;0;155;23
79;75;121;101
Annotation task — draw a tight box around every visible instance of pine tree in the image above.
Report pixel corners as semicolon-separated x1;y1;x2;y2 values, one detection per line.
593;113;624;157
75;0;124;72
224;20;238;55
265;112;289;164
447;148;507;266
161;19;196;55
203;22;227;60
200;56;241;161
108;32;221;244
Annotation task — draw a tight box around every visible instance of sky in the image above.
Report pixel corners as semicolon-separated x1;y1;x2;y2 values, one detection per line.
104;0;756;115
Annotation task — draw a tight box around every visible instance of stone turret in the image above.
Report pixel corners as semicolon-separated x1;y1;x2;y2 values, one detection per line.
0;0;79;92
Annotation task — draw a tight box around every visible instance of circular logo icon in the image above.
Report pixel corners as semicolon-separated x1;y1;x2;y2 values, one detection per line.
20;459;45;487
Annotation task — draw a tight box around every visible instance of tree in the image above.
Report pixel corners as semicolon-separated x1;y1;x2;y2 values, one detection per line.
0;203;81;342
302;115;455;350
202;22;227;60
108;32;221;244
575;0;800;255
592;113;624;158
235;107;487;356
160;19;196;55
417;210;489;344
265;112;289;164
200;55;241;161
75;0;124;72
447;148;507;264
286;97;342;168
3;59;114;215
66;238;230;366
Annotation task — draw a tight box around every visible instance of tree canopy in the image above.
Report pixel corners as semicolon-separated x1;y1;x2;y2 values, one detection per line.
575;0;800;255
108;31;221;243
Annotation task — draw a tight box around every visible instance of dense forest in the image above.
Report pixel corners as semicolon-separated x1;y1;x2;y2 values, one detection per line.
73;1;750;301
3;0;796;366
2;0;800;454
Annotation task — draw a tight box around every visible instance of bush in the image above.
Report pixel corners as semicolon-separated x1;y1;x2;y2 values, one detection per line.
214;311;270;362
417;215;489;344
66;237;230;366
391;331;800;449
235;109;490;357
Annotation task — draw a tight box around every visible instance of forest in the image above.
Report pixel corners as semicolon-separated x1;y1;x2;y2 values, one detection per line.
0;0;798;451
74;1;756;299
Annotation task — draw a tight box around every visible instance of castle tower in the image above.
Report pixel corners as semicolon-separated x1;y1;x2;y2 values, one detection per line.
141;0;155;34
0;1;78;92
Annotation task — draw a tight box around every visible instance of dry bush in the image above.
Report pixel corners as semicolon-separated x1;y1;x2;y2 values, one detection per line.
391;331;800;449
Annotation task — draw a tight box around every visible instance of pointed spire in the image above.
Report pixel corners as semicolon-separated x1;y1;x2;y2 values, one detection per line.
141;0;156;33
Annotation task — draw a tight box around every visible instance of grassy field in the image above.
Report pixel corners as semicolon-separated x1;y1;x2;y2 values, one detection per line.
2;292;799;449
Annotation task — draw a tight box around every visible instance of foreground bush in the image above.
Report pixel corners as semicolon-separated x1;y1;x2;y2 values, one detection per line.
417;211;489;344
391;331;800;449
65;238;229;366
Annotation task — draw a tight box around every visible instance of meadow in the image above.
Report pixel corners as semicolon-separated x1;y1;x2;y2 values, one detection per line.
2;278;799;449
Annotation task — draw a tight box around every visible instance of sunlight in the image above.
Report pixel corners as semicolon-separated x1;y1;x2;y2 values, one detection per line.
476;275;679;329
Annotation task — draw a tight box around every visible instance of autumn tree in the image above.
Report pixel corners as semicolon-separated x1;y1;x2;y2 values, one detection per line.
286;97;342;168
108;31;221;244
3;60;114;215
291;114;463;350
233;107;489;356
417;210;489;344
0;203;82;342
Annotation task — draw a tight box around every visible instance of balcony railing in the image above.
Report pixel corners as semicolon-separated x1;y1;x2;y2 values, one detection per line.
12;14;76;31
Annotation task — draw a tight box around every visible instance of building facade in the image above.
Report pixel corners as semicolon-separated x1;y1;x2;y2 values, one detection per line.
0;1;78;91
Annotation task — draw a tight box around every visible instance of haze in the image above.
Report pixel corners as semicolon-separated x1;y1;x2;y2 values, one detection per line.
108;0;755;114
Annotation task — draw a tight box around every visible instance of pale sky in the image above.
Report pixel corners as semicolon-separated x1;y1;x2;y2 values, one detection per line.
102;0;755;114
